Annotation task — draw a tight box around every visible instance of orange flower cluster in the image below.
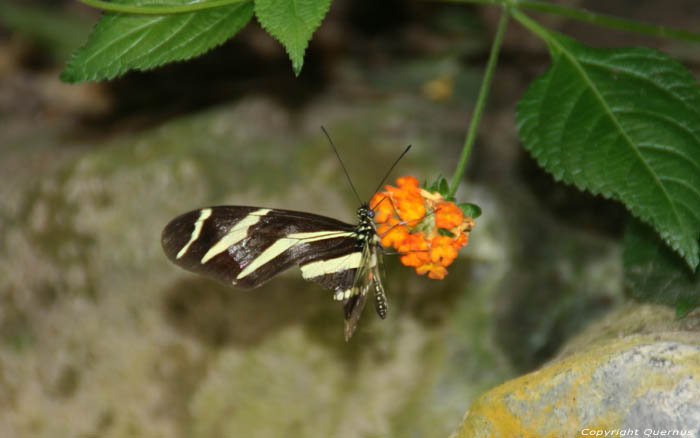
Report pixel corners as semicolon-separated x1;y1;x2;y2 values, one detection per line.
369;176;475;280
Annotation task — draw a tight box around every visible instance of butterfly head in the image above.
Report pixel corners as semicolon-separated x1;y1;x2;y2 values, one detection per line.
357;204;375;221
354;204;376;244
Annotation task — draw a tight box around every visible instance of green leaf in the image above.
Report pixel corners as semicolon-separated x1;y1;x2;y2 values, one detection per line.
61;0;254;83
438;228;456;238
438;177;450;197
517;32;700;270
623;218;700;316
426;175;449;196
254;0;332;76
458;202;481;219
426;177;439;193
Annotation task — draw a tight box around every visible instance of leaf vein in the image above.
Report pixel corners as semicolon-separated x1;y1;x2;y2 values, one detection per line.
82;15;165;67
623;109;700;149
580;58;700;122
658;177;700;211
140;14;195;60
636;143;700;175
549;38;692;246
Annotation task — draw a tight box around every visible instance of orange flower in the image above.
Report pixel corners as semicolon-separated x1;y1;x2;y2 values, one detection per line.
372;175;476;280
396;175;419;189
381;224;409;248
430;236;459;266
397;197;426;223
375;176;426;224
435;202;464;229
416;263;448;280
370;193;394;223
386;183;418;201
452;232;468;248
398;233;430;267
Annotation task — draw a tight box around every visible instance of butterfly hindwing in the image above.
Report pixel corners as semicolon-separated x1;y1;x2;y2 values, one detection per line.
162;206;361;290
342;237;386;340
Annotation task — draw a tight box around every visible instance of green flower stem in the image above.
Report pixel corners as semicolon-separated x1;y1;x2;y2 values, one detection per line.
78;0;249;15
436;0;700;43
448;4;510;197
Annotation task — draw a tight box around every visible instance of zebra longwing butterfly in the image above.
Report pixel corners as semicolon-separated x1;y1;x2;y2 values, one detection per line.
162;132;409;340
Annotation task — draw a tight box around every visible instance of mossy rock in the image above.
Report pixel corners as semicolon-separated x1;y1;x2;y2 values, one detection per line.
454;304;700;437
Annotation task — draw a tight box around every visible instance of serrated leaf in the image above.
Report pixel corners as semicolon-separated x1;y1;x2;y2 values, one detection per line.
61;0;254;83
517;32;700;270
623;218;699;316
458;202;481;219
254;0;331;76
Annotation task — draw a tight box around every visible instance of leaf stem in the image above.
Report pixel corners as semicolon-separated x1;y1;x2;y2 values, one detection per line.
78;0;249;15
448;3;510;197
509;7;550;43
517;0;700;43
435;0;700;43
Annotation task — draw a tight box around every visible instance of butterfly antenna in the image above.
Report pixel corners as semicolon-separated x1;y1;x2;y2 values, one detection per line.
373;144;411;195
321;126;363;205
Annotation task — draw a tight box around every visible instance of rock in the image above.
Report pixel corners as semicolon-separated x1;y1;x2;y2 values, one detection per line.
453;304;700;437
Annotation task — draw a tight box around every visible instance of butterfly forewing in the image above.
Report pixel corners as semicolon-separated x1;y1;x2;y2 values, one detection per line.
162;206;361;290
162;204;388;341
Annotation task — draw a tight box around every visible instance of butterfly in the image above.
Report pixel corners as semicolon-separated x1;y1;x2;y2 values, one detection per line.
162;129;409;340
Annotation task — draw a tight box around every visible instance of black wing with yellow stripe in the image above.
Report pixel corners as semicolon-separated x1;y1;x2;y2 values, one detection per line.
161;205;385;339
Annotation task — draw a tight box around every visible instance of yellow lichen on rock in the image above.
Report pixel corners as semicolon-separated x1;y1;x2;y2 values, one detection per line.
453;305;700;437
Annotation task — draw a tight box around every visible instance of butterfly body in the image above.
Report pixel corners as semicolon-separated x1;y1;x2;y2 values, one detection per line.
161;204;387;340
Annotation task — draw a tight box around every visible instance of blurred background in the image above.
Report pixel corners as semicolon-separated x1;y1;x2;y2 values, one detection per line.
1;0;698;436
